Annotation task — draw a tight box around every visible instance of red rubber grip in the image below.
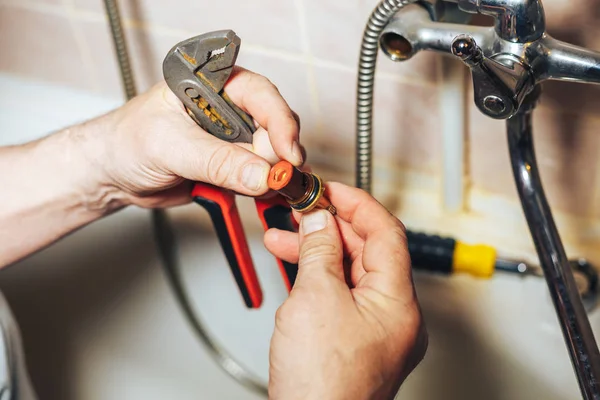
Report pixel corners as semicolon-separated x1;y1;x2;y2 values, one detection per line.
192;182;263;308
255;195;299;291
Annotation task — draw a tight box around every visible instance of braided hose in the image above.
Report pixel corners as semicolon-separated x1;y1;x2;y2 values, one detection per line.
356;0;418;192
102;0;268;396
103;0;137;100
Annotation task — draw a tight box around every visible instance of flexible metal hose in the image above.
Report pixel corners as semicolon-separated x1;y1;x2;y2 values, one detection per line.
356;0;417;192
102;0;268;396
103;0;136;100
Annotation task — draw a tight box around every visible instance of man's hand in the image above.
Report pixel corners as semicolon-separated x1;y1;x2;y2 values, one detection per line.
0;67;302;267
88;66;302;210
264;183;428;400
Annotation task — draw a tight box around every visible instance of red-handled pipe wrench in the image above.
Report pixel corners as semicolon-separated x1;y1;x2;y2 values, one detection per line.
162;30;298;308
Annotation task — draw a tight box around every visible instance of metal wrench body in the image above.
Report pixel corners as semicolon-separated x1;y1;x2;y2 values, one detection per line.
163;30;255;142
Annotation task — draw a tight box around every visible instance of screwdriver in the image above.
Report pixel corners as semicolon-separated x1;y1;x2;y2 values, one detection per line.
406;230;542;278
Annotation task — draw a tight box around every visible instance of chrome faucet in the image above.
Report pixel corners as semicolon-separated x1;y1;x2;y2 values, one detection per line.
356;0;600;398
379;0;600;119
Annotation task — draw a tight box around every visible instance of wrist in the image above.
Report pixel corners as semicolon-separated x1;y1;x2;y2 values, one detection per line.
305;382;396;400
42;116;129;216
277;371;394;400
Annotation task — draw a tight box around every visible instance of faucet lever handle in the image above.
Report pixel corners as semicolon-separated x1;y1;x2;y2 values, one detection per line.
451;35;533;119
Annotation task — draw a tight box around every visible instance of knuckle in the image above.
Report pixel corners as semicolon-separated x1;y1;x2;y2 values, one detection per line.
390;224;408;245
299;240;340;267
205;145;236;186
417;324;429;360
393;218;407;235
274;303;289;325
275;299;313;328
406;309;427;344
257;76;281;97
407;316;429;365
286;113;300;132
291;109;300;121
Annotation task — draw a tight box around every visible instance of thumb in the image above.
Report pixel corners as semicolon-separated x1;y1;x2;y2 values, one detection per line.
171;131;271;196
296;209;345;284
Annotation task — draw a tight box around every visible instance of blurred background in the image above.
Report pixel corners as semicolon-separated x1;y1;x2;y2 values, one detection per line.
1;0;600;399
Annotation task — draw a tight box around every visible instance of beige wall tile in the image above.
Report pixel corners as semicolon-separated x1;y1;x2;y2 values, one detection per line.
312;66;440;174
78;19;185;97
543;0;597;40
77;18;314;115
72;0;104;12
303;0;439;82
468;103;600;217
73;0;302;53
540;81;600;116
234;53;316;140
0;5;92;91
76;18;126;97
534;111;600;217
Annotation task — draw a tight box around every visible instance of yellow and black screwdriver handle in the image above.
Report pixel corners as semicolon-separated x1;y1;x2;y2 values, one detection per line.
162;30;299;308
406;230;497;278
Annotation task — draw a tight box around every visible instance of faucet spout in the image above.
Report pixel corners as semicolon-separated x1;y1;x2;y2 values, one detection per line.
379;4;490;61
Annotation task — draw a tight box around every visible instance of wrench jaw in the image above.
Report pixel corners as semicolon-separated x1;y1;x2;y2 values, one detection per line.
162;29;254;143
200;36;241;92
163;29;239;91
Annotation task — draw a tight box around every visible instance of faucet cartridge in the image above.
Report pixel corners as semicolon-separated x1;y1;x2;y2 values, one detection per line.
267;161;336;215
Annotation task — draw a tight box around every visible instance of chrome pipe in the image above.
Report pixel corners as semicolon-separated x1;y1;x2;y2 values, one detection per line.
537;37;600;84
507;91;600;400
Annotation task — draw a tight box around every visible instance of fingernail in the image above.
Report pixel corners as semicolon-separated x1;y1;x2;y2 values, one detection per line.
301;210;328;235
242;163;268;191
291;141;303;165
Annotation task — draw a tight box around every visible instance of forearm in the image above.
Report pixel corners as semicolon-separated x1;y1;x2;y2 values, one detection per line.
0;117;125;267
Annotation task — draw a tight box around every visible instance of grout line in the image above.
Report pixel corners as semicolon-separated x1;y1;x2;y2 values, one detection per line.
293;0;323;143
61;0;101;93
0;0;101;93
590;140;600;218
438;56;467;213
462;69;473;211
436;56;446;211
